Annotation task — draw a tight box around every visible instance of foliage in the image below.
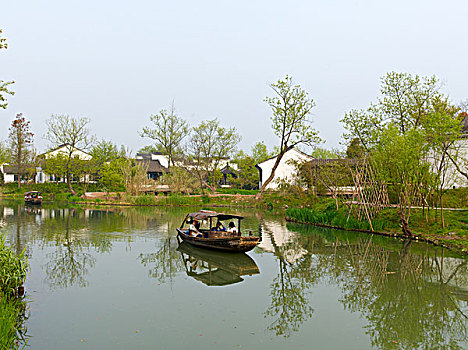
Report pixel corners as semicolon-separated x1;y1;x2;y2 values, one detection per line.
251;141;273;163
44;114;95;195
8;114;34;189
157;166;199;194
345;138;366;159
138;144;165;154
139;103;189;167
310;147;343;159
0;29;14;110
188;119;241;191
90;139;122;163
286;207;388;232
0;235;28;296
116;157;149;196
99;160;125;192
258;75;321;196
341;72;464;231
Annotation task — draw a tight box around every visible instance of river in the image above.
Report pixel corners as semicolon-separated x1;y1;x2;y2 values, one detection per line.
2;202;468;349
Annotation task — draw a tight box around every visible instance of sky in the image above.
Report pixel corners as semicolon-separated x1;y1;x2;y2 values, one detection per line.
1;0;468;154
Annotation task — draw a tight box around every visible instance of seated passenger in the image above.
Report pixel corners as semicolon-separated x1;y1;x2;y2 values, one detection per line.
213;221;225;231
227;222;238;235
187;219;202;237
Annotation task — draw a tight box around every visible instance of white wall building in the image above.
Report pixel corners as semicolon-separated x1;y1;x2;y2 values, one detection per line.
255;147;313;190
36;144;93;183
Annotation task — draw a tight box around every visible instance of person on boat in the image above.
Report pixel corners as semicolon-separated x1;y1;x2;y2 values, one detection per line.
227;222;238;235
188;219;202;237
213;221;225;231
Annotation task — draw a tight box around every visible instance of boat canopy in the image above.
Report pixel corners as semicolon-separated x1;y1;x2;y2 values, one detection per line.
25;191;41;195
187;210;243;221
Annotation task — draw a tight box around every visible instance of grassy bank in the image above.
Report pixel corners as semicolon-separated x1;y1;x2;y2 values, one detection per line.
286;202;468;253
0;235;28;349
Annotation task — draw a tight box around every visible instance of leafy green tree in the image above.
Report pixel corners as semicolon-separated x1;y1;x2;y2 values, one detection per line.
138;144;165;154
257;76;321;198
231;143;274;190
341;72;464;231
189;119;241;191
0;29;14;109
345;138;366;159
251;141;273;164
90;139;121;163
310;146;343;159
99;161;125;192
42;154;68;182
44;114;95;195
8;114;34;189
139;103;189;166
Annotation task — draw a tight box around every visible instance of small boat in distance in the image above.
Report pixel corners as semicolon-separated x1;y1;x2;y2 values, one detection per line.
24;191;42;205
176;210;260;252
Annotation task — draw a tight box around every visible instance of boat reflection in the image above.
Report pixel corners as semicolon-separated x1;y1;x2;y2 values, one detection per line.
177;242;260;286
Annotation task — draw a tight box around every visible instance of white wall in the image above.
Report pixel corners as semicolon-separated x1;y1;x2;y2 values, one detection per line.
257;148;313;190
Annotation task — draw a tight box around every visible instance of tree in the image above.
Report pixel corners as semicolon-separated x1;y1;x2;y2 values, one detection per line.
345;138;366;159
256;76;321;199
251;141;273;164
0;29;14;110
138;144;165;155
341;72;463;231
44;114;95;195
189;119;241;191
139;103;189;167
8;114;34;189
90;139;121;163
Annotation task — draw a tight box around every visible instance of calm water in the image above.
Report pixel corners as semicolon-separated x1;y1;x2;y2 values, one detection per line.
2;202;468;350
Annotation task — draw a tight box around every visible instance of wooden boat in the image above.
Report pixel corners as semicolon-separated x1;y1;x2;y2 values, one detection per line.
176;210;260;252
177;241;260;286
24;191;42;205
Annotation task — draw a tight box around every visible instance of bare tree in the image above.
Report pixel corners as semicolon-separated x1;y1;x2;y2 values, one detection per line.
139;102;189;167
256;76;320;199
44;114;95;195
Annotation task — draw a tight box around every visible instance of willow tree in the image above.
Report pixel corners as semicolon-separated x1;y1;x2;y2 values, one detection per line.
256;76;320;199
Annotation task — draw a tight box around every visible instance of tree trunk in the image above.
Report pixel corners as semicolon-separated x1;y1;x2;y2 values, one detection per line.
255;149;286;200
67;170;76;195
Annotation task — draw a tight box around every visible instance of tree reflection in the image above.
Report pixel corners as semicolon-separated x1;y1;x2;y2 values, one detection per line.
263;221;468;347
43;209;96;288
138;237;184;284
263;222;316;338
337;237;468;350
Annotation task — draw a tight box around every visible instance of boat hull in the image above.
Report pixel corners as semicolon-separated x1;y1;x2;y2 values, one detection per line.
177;229;259;253
25;198;42;205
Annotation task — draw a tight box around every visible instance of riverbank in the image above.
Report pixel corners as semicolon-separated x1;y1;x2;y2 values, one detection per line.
286;203;468;255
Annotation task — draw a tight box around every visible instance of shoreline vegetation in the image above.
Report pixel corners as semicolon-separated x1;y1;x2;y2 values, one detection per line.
1;183;467;255
0;235;28;349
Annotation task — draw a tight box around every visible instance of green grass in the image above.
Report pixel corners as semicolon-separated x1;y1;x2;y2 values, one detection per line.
0;234;29;349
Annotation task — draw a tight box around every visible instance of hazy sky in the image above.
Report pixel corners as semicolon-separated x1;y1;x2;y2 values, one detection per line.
1;0;467;154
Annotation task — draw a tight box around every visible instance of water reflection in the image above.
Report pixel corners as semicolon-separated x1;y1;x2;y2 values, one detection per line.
264;221;468;348
1;202;468;349
177;241;260;286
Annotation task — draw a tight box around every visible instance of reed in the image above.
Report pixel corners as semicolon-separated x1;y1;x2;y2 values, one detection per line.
286;207;388;232
0;236;28;296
